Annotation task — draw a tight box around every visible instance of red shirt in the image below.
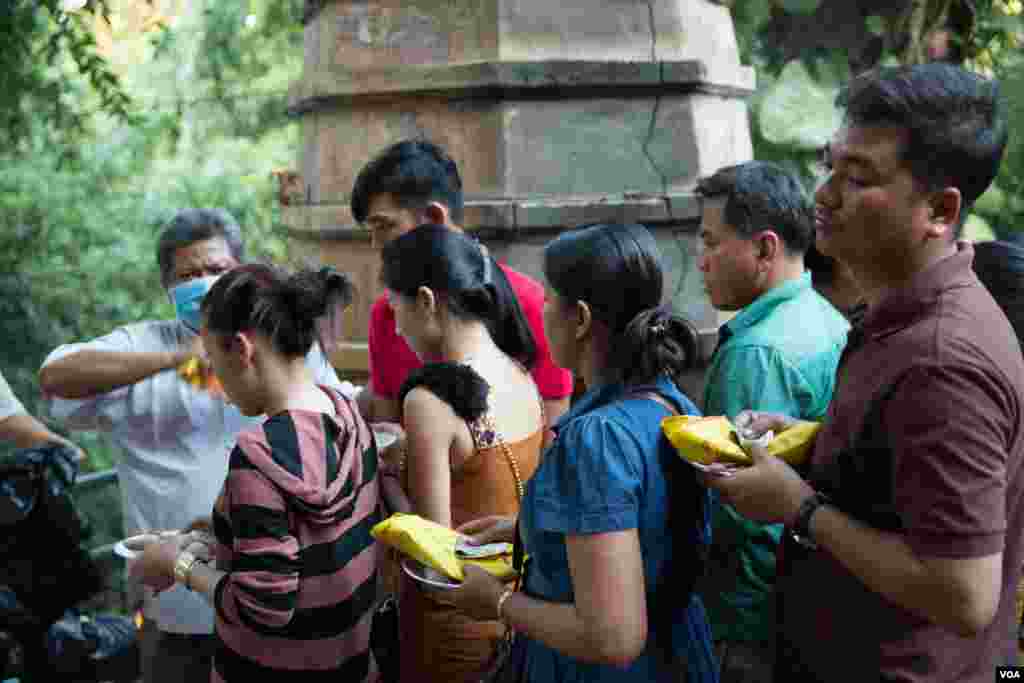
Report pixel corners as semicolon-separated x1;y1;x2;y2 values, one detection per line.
777;243;1024;683
368;262;573;402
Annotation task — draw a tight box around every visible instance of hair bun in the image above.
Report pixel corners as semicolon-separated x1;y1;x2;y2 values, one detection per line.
398;362;490;422
319;267;354;313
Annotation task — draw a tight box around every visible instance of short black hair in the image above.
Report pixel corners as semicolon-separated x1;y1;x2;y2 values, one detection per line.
695;161;814;255
972;240;1024;344
838;63;1008;235
350;140;464;225
156;209;244;287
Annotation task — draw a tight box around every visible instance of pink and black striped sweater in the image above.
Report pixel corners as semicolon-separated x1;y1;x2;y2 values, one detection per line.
210;386;381;682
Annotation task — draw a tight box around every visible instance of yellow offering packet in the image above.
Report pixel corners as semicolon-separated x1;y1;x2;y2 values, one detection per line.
177;357;225;398
661;415;820;467
371;513;518;582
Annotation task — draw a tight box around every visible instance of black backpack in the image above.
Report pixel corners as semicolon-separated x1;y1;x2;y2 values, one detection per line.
0;444;105;627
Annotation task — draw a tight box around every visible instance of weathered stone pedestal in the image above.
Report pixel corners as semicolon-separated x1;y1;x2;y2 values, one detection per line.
287;0;754;400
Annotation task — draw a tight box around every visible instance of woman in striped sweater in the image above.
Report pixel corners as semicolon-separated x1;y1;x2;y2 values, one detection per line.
133;264;381;682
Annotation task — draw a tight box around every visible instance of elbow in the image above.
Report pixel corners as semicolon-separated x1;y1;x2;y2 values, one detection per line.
38;365;62;397
39;361;93;400
39;364;78;399
587;622;647;668
916;554;1002;637
949;594;999;637
936;579;999;637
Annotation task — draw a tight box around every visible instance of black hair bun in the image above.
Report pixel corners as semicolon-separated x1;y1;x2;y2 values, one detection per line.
278;282;320;326
398;362;490;422
318;267;354;314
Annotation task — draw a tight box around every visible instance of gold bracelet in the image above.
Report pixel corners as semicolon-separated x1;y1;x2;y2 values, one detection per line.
496;587;515;622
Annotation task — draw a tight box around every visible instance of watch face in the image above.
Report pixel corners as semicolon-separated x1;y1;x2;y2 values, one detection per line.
174;552;198;584
790;530;819;551
792;492;828;551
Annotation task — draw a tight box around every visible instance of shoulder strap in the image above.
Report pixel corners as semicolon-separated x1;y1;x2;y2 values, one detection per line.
622;388;682;417
621;386;701;677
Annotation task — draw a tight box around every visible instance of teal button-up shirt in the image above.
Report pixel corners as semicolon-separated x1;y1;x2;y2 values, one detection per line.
700;272;849;644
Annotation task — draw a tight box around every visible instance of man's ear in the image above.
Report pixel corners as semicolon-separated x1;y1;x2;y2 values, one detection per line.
927;188;962;239
574;300;593;342
416;286;437;316
423;201;451;227
754;230;783;263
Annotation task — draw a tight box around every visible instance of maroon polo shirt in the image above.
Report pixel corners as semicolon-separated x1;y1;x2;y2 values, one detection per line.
776;243;1024;682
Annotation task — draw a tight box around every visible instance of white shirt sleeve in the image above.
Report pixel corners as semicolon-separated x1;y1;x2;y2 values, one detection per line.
0;371;26;421
306;343;358;398
41;327;137;431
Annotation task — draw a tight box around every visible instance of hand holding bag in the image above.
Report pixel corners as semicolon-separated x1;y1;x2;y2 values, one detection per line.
476;520;526;683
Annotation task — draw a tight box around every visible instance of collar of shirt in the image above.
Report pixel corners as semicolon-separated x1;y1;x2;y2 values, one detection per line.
718;272;813;343
858;241;976;345
551;374;681;435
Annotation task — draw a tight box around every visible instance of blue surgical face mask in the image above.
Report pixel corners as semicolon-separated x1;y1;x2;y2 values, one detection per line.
168;275;221;331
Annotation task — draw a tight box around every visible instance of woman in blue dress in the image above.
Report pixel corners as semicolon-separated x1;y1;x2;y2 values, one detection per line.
446;222;718;682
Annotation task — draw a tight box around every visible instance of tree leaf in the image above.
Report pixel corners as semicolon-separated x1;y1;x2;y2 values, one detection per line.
964;214;996;243
973;185;1008;216
759;60;842;150
865;15;886;37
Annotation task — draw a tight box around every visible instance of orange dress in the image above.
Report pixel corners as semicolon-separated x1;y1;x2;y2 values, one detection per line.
398;414;542;683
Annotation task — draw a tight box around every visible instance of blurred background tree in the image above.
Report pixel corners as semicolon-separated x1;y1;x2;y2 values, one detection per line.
0;0;302;471
0;0;133;153
3;0;1023;475
731;0;1024;241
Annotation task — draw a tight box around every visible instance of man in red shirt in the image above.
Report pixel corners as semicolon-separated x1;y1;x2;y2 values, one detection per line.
351;140;573;432
705;63;1021;682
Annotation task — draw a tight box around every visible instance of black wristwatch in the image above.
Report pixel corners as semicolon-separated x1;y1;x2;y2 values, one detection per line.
791;491;829;550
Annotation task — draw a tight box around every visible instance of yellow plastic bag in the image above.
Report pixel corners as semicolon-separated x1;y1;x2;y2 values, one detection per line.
370;513;517;582
661;416;820;467
177;357;225;398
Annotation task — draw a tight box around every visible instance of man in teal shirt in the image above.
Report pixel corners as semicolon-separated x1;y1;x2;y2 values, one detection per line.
695;162;849;682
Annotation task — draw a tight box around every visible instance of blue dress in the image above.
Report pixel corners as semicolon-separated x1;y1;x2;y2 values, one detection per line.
518;375;718;682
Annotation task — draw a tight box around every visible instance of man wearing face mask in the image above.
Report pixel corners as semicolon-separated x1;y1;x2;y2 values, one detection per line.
37;208;347;683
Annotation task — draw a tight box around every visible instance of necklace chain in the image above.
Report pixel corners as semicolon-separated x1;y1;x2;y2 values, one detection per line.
456;350;524;500
480;412;525;500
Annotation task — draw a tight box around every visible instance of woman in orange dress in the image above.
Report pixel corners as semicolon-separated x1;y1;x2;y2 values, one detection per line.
378;225;545;683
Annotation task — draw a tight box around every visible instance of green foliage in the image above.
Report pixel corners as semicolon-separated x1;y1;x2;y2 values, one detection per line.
963;214;997;242
0;1;134;154
731;0;1024;238
194;1;304;139
758;60;843;151
0;0;302;471
972;49;1024;237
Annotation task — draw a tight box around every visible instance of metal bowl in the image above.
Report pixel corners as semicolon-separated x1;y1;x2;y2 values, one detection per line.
400;557;461;590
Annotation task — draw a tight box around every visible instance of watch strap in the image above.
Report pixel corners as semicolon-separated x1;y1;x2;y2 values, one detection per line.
791;491;829;549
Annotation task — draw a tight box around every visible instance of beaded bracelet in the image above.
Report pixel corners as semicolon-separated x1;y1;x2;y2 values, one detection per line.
496;587;515;622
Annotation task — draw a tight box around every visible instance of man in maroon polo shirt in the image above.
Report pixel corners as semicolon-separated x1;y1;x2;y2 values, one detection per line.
705;63;1022;682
